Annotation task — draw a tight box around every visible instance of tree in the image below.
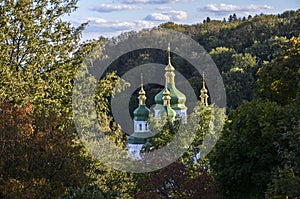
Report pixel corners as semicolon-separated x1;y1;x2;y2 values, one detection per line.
223;53;258;109
222;67;256;109
233;13;237;21
138;105;225;198
210;47;236;73
0;103;91;198
0;0;96;197
258;35;300;105
0;0;85;111
210;48;258;109
137;161;217;199
245;36;288;62
209;99;300;199
60;162;138;199
228;15;233;22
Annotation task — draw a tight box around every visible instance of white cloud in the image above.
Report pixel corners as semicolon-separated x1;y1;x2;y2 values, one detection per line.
71;17;155;35
90;4;140;13
145;10;187;21
169;10;187;21
89;18;154;32
145;13;171;21
120;0;187;4
199;3;273;15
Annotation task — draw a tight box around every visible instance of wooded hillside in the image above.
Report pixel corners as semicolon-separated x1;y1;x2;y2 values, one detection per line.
0;1;299;198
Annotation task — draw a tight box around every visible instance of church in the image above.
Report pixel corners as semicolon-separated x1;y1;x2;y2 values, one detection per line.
127;44;209;158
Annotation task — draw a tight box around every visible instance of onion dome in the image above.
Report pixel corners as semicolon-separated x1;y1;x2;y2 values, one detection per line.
133;105;150;121
154;43;187;111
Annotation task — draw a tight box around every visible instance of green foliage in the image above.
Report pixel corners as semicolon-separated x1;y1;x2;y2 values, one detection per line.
69;42;137;198
160;10;300;53
139;104;225;198
106;10;300;110
265;98;300;198
61;10;300;199
210;47;236;73
144;117;180;151
258;35;300;105
222;68;256;109
0;0;86;112
1;1;299;197
0;103;92;198
245;36;288;62
137;161;217;199
0;0;94;198
210;99;300;199
266;167;300;199
60;162;137;199
87;163;137;199
210;37;300;198
210;47;258;109
60;185;108;199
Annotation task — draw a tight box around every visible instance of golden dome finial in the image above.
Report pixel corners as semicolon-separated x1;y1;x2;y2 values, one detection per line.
138;73;146;105
200;72;209;106
201;72;207;93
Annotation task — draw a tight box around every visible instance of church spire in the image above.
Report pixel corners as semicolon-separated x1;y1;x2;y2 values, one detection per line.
138;73;146;105
200;73;209;106
168;42;171;66
165;43;175;85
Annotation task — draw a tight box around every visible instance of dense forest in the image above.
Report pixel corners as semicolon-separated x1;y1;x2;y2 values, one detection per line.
0;0;299;198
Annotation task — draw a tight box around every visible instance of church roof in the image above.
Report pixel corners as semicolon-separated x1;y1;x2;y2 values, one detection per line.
133;105;150;121
127;131;150;144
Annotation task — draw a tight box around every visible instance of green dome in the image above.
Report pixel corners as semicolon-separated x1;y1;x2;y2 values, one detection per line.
154;84;187;110
133;105;150;121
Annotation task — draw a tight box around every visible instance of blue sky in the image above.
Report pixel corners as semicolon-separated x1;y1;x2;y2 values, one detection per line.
65;0;300;40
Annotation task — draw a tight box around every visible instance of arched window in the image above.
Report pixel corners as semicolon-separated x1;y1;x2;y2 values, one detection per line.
139;124;142;131
145;123;148;130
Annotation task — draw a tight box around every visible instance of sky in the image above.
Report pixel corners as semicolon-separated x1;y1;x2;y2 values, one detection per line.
65;0;300;40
